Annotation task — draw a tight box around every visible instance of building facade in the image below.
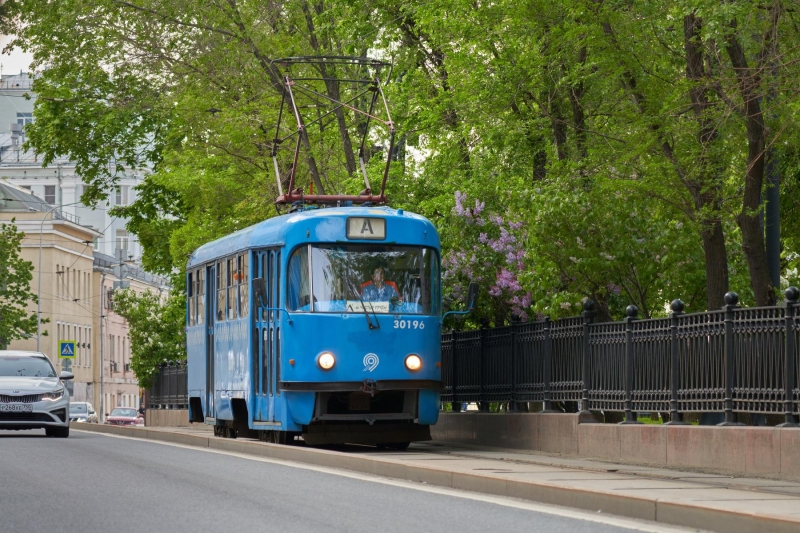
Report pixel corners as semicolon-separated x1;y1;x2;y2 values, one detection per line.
0;72;145;262
93;252;169;416
1;181;100;399
1;182;168;419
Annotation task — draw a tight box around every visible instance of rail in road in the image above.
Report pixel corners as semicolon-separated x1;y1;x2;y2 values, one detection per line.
73;423;800;533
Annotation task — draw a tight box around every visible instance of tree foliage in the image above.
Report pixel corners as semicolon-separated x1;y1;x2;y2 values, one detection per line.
6;0;800;333
0;220;41;348
112;286;185;388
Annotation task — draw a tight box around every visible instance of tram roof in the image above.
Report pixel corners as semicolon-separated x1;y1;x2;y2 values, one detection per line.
187;205;439;268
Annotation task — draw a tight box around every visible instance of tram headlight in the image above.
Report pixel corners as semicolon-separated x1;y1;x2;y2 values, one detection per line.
404;354;422;372
317;352;336;370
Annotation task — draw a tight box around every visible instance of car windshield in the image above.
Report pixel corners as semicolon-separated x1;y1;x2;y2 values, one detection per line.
70;404;88;413
110;408;137;417
0;356;57;377
287;245;440;315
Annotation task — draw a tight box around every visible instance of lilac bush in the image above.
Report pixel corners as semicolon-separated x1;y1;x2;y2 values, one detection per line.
443;191;532;323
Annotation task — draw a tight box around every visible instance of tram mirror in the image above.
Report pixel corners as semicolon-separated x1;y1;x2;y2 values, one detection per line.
466;282;479;311
253;278;268;307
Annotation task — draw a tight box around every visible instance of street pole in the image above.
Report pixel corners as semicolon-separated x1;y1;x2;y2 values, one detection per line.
100;270;107;424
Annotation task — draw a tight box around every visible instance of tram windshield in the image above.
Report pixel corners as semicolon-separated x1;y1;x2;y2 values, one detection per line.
287;245;440;315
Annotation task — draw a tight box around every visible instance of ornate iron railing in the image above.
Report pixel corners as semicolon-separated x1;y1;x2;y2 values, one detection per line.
148;290;800;425
441;290;800;425
147;362;187;409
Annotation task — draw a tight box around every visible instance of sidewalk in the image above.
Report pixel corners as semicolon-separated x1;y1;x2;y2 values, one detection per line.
75;423;800;533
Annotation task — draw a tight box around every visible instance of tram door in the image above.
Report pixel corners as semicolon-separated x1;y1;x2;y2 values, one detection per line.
255;249;281;421
205;264;216;418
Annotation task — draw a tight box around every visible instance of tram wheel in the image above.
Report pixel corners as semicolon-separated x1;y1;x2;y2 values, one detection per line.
213;424;224;437
224;427;238;439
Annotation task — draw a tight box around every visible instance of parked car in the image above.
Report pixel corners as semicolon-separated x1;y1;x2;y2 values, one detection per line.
0;350;73;438
105;407;144;426
69;402;98;423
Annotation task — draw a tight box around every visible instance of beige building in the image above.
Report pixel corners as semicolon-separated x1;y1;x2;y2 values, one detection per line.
93;252;168;416
1;180;100;398
1;181;168;419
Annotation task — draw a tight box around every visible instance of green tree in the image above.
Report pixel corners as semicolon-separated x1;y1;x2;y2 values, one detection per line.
0;220;40;348
112;286;185;388
8;0;800;323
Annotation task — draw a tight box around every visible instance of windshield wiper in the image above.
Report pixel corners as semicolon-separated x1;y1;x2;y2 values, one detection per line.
347;280;380;330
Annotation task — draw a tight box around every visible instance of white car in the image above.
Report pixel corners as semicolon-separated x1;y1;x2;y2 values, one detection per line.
0;350;73;438
69;401;99;424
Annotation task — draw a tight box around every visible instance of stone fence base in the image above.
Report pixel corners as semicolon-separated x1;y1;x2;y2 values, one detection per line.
144;409;800;481
431;412;800;481
145;409;190;427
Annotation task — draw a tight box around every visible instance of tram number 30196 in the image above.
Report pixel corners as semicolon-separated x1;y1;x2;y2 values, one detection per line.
394;319;425;329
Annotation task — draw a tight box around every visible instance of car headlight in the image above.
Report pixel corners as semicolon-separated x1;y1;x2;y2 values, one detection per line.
42;388;64;401
405;354;422;372
317;352;336;370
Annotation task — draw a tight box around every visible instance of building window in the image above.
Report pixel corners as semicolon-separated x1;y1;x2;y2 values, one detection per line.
44;185;56;205
115;186;128;206
16;112;33;126
116;230;129;254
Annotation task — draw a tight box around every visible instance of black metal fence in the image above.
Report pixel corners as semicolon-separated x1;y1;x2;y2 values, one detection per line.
442;290;800;425
147;362;188;409
148;290;800;425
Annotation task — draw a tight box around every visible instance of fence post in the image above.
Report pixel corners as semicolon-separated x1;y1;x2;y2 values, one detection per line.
621;305;641;424
450;331;460;412
579;300;596;415
542;317;554;412
510;318;518;410
479;320;490;411
665;299;687;425
720;292;744;426
780;287;799;427
166;363;173;408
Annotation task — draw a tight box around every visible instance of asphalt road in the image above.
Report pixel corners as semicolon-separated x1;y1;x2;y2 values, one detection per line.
0;429;688;533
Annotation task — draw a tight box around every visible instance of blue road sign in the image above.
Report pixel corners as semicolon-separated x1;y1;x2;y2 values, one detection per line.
59;340;76;359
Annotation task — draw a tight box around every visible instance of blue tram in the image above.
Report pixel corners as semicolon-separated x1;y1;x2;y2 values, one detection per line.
185;206;448;446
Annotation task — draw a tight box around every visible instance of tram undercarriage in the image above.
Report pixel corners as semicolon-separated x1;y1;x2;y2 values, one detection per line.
204;388;435;447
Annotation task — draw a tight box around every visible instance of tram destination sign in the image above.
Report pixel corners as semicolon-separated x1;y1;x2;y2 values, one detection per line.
346;217;386;240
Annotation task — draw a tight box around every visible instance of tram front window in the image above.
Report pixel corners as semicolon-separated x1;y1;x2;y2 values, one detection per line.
287;245;440;315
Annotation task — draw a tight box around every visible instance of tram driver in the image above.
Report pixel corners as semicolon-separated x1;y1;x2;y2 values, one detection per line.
361;267;400;302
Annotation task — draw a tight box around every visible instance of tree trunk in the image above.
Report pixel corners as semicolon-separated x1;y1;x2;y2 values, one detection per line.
725;16;779;306
700;220;729;309
603;17;731;312
683;13;730;309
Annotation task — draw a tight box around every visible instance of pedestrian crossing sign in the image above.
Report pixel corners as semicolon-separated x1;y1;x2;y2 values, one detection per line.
59;341;76;359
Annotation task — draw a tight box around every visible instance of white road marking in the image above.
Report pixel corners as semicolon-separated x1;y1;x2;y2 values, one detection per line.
77;431;706;533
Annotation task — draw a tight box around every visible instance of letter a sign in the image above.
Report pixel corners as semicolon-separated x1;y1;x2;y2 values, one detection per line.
346;217;386;240
59;340;76;359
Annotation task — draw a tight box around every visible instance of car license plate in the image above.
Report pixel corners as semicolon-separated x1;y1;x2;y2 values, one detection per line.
0;404;33;412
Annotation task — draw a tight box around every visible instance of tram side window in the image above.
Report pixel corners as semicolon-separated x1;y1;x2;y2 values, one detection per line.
197;268;205;325
238;254;249;318
276;251;281;312
261;252;275;320
188;272;195;326
216;261;226;322
287;247;309;312
227;256;238;320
